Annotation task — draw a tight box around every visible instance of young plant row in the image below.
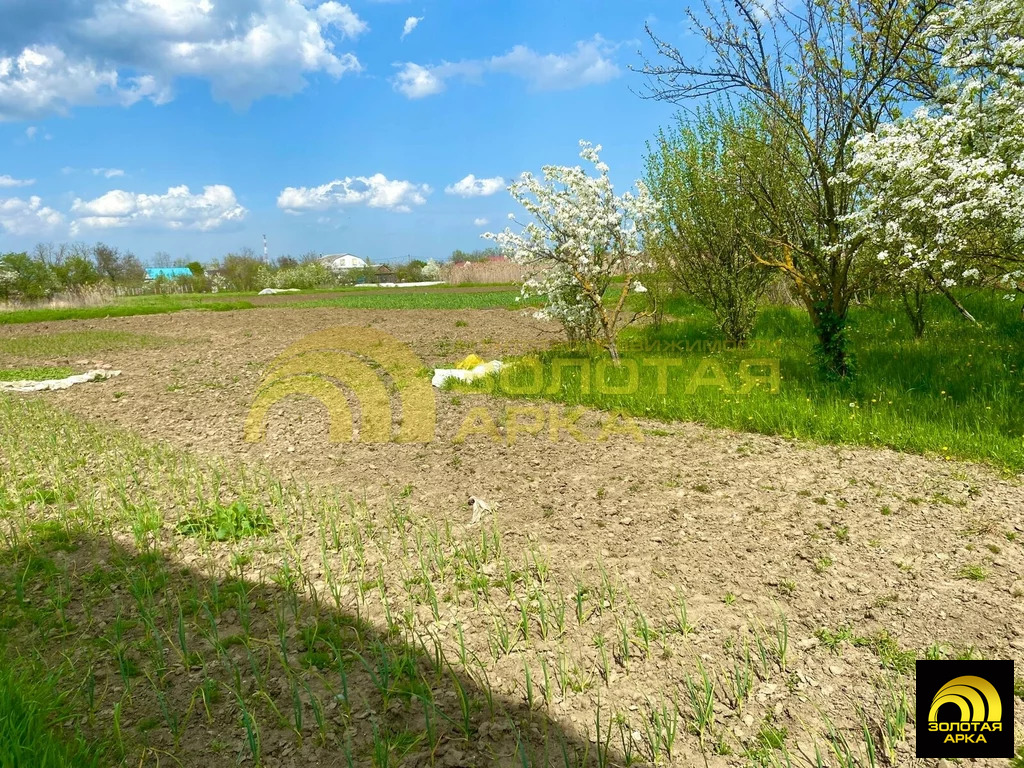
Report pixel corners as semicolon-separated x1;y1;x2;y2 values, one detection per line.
0;396;912;766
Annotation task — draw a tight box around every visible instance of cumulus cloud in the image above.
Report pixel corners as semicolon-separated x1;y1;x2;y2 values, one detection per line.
0;174;34;187
393;36;619;99
392;62;447;99
445;174;505;197
278;174;431;213
0;0;367;119
92;167;124;178
0;195;64;236
315;2;368;37
0;45;164;121
71;184;247;231
473;217;488;227
401;16;423;39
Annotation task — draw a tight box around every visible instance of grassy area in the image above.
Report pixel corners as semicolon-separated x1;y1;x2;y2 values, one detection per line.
0;286;526;325
0;330;171;360
478;291;1024;471
0;295;255;325
288;288;526;311
0;660;108;767
0;366;74;382
0;395;912;766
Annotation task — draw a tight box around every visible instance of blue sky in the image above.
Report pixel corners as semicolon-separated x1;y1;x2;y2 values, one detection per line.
0;0;689;265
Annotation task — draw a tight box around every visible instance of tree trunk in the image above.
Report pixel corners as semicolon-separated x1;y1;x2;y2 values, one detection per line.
900;282;926;338
810;300;854;378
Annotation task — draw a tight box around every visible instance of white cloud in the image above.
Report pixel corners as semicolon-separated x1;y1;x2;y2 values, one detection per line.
473;217;489;227
393;62;447;99
401;16;423;39
0;0;367;119
71;184;247;231
0;45;166;121
489;38;620;90
0;174;34;187
445;174;505;197
278;174;432;213
315;2;368;38
92;167;125;178
392;36;619;99
24;125;37;139
0;195;64;236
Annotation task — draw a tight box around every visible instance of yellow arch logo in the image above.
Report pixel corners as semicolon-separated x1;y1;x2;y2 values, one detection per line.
928;676;1002;724
244;327;435;444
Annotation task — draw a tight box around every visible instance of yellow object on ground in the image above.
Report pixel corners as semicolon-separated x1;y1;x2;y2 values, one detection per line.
455;354;487;370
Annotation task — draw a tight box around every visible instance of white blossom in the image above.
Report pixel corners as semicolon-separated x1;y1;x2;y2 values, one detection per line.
844;0;1024;298
484;141;659;357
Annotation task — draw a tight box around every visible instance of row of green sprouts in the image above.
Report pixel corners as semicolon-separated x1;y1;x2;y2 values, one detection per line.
0;397;911;766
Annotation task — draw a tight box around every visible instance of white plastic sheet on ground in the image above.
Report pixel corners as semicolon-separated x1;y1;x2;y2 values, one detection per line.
257;288;301;295
0;369;121;393
431;360;503;388
354;281;445;289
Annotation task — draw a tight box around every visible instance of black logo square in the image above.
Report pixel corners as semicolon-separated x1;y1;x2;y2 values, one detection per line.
916;659;1015;758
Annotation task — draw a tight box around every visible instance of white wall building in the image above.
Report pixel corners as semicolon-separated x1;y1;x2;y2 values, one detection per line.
320;253;368;272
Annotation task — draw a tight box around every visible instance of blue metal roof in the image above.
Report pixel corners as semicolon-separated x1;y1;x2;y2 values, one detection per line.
145;267;193;279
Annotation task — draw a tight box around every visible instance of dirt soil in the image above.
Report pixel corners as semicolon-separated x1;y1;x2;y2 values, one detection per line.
3;305;1023;766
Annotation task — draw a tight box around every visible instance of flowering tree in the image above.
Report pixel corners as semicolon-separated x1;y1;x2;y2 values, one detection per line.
421;259;442;280
846;0;1024;313
642;0;942;376
485;142;659;362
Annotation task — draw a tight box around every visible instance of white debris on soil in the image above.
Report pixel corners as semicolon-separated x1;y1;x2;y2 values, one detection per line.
257;288;301;295
354;281;445;289
431;360;503;388
0;369;121;393
468;496;492;525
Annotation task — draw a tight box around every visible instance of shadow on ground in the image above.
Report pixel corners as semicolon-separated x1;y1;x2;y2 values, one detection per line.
0;527;619;767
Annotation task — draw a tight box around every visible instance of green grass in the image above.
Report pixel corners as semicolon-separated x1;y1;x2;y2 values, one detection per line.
957;564;988;581
472;290;1024;471
287;288;527;311
0;294;255;325
0;286;526;325
0;660;108;767
0;366;73;382
0;330;170;360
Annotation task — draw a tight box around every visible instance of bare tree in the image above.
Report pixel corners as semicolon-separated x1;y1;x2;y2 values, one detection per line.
93;243;145;286
640;0;940;375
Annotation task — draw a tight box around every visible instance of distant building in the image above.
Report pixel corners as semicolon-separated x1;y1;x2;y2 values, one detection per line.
145;267;193;281
374;264;397;282
320;253;368;272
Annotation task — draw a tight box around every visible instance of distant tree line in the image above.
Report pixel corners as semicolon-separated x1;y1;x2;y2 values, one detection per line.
0;243;146;301
0;244;458;303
